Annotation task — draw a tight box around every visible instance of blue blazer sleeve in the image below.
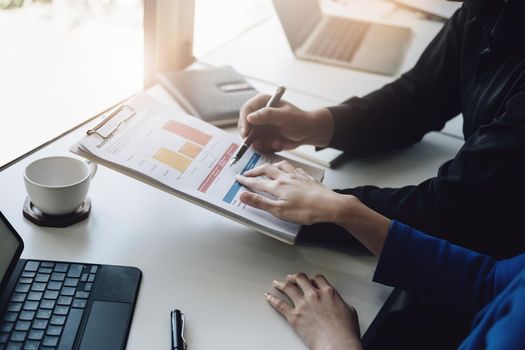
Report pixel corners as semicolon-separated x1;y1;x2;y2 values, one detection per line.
373;221;525;312
458;271;525;350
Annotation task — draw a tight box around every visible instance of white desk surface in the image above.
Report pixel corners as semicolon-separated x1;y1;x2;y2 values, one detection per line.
442;115;464;139
0;84;463;349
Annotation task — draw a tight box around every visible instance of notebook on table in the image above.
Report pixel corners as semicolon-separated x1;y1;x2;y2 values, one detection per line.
71;93;324;244
0;211;141;350
157;66;258;126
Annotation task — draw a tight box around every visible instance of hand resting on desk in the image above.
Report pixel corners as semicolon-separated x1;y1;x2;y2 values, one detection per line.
266;273;363;350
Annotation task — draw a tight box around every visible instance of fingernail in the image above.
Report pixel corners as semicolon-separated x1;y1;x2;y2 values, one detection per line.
272;280;279;285
265;293;271;299
271;140;281;151
239;192;248;202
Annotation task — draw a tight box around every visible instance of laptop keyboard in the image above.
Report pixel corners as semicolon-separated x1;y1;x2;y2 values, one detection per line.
306;17;370;62
0;261;99;350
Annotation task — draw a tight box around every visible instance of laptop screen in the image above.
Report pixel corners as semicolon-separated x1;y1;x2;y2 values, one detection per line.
0;213;22;292
272;0;322;50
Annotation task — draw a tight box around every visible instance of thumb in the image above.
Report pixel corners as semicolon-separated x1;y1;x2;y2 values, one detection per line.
247;107;286;127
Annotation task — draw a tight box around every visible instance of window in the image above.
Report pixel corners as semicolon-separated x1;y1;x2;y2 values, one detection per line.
194;0;271;57
0;0;271;167
0;0;144;166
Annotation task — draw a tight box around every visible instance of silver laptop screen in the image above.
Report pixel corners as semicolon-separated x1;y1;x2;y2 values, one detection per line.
0;217;21;288
272;0;322;50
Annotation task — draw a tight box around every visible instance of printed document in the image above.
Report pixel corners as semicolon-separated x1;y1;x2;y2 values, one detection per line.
73;93;324;244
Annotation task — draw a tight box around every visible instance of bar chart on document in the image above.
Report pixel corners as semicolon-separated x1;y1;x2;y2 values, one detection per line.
81;94;272;213
146;118;269;210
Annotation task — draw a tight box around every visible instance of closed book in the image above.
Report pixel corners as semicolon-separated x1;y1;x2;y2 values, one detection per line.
157;66;258;126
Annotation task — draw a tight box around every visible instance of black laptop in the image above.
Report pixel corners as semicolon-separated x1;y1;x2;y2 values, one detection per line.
0;211;141;350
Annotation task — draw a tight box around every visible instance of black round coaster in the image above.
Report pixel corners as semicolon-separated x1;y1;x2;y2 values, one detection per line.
23;197;91;228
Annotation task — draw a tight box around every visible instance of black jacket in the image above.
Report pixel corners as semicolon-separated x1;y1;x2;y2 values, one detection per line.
325;0;525;258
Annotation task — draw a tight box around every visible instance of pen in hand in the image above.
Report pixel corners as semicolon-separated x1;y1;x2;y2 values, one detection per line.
229;85;287;167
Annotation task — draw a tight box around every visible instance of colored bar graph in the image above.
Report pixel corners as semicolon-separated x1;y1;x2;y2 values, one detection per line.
179;142;202;159
198;143;239;193
163;120;211;146
223;153;261;203
154;147;192;173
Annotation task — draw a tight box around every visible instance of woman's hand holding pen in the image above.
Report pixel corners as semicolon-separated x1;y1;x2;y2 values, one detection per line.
238;93;335;153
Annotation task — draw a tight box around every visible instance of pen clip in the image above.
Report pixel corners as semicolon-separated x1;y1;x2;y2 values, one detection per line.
87;104;136;139
181;312;187;350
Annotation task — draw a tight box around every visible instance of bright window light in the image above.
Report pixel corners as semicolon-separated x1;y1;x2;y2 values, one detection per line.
0;0;271;167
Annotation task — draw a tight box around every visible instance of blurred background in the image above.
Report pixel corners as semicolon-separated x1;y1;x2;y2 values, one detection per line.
0;0;270;166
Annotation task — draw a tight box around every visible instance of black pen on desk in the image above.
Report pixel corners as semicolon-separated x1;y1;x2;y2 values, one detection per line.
171;309;186;350
229;85;287;167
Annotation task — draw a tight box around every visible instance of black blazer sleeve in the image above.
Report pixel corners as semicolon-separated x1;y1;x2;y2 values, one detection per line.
339;88;525;258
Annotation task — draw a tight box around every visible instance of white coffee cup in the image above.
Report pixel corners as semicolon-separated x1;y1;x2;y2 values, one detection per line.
24;156;97;215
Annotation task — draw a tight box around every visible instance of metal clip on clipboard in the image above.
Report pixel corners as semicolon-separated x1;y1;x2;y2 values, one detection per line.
87;104;136;139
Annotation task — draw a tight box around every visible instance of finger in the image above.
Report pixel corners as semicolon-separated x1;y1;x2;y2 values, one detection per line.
243;163;283;180
273;279;302;303
287;273;315;294
311;274;331;289
235;175;276;196
247;105;288;127
265;292;293;318
273;160;297;174
239;192;279;212
239;94;271;138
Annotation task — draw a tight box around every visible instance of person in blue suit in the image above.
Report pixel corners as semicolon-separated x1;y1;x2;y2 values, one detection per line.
253;183;525;349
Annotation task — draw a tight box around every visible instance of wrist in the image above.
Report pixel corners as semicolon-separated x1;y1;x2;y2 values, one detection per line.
312;335;363;350
329;193;390;256
329;193;361;227
307;108;334;147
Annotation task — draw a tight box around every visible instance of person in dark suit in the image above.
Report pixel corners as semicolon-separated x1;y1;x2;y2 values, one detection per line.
237;0;525;259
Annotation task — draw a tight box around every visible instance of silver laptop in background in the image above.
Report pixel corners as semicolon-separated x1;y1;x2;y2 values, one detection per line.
272;0;411;75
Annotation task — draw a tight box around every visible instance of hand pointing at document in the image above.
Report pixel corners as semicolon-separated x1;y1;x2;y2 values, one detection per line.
235;160;344;225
